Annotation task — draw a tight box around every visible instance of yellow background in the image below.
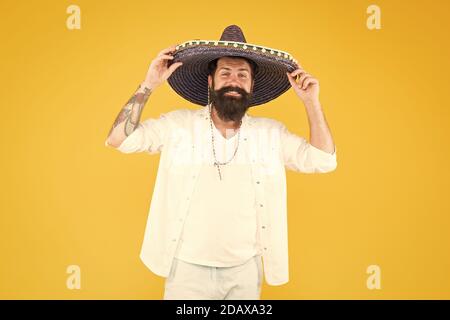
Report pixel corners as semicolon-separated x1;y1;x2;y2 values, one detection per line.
1;0;449;299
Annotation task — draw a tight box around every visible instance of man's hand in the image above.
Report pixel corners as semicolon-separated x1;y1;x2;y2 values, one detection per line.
286;65;320;106
142;44;183;90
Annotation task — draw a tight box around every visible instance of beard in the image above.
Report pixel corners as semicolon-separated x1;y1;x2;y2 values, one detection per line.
209;80;252;123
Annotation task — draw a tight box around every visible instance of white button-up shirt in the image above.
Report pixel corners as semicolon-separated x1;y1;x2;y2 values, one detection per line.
105;106;337;286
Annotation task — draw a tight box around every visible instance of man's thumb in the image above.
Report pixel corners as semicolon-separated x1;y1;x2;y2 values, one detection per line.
168;62;183;74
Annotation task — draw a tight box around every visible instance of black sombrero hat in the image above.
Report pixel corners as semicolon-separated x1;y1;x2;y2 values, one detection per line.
167;25;299;107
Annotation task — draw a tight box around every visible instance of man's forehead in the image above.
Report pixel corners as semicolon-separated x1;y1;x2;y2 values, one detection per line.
217;57;251;71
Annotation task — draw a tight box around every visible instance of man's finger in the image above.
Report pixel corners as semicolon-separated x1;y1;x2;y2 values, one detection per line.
302;78;318;89
286;72;298;87
168;61;183;74
298;73;311;86
158;44;177;57
290;68;305;78
156;54;175;61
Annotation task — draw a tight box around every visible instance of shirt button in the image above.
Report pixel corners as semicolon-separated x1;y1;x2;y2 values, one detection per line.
264;247;267;250
262;226;266;229
172;238;177;242
259;204;263;207
256;181;260;184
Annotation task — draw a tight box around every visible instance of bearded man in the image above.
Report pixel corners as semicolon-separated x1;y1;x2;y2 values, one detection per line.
105;25;337;300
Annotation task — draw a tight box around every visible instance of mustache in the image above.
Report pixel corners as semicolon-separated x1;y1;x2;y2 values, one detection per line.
217;86;248;96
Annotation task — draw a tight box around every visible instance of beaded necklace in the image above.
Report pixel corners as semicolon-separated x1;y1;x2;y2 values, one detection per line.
208;103;242;180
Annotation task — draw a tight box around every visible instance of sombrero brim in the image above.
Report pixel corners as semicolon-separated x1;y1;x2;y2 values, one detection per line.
167;40;299;107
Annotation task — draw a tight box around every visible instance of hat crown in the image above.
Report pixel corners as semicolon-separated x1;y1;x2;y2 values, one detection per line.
219;25;247;43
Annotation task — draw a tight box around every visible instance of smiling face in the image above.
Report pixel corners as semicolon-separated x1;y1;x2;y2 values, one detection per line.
208;56;255;122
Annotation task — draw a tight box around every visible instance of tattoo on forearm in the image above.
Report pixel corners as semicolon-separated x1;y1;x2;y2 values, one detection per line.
107;85;152;138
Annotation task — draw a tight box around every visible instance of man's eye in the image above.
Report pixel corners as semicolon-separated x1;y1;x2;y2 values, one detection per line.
239;74;247;78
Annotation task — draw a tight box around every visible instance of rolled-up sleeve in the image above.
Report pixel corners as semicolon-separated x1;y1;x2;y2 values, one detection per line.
105;113;169;155
279;123;337;173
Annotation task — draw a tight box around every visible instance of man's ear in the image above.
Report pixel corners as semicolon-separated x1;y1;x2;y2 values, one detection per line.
208;75;212;87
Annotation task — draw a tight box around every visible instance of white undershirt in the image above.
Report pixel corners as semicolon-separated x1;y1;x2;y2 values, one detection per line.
174;123;261;267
